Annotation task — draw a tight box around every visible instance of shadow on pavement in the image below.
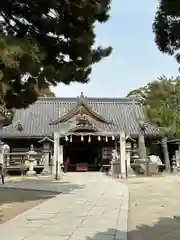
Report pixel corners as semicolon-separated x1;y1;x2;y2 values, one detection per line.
88;216;180;240
0;188;58;224
0;182;85;224
0;180;85;193
0;188;57;204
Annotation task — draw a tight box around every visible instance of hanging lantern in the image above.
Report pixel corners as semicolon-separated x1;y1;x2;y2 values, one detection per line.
105;136;108;142
70;135;72;142
98;136;101;141
88;135;91;143
65;136;68;141
112;136;115;141
81;135;84;141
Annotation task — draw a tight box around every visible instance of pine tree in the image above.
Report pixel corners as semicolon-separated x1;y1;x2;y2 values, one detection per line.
153;0;180;63
0;0;112;109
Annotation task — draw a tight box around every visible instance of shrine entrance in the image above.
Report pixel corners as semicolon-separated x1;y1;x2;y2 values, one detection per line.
63;136;102;172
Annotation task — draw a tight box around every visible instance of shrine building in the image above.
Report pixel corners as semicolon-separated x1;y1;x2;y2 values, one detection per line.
0;93;161;172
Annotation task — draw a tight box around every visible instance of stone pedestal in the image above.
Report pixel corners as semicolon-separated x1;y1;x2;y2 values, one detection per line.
26;158;36;176
126;152;136;177
111;161;120;178
41;152;51;176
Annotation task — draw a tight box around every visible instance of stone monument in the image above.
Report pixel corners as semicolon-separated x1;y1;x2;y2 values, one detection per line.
41;143;51;176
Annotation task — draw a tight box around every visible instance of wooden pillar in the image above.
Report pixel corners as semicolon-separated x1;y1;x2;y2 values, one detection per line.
119;132;126;178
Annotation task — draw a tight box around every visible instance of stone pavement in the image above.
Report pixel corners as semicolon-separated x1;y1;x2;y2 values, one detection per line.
0;173;129;240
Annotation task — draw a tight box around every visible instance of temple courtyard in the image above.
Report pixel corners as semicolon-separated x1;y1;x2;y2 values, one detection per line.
1;173;180;239
0;188;58;224
127;175;180;240
0;173;128;240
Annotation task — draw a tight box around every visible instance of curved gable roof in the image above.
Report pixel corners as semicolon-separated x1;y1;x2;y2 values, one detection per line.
0;96;159;138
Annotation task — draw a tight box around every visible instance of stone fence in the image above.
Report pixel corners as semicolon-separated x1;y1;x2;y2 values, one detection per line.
2;145;51;176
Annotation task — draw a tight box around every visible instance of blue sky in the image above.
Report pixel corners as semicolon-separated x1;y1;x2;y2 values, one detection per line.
51;0;179;98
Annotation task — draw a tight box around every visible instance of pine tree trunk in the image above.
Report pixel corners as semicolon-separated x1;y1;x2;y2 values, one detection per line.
138;133;147;160
138;132;149;175
161;137;171;173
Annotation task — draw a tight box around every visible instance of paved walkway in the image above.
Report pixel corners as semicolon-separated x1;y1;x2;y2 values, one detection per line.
0;173;129;240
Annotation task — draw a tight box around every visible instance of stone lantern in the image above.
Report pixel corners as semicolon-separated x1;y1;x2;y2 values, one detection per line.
26;145;37;176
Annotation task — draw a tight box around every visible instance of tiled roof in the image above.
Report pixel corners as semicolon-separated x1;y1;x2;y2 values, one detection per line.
0;96;159;138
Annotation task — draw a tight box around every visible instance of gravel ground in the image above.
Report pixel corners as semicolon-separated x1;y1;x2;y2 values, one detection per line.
0;188;58;224
124;175;180;240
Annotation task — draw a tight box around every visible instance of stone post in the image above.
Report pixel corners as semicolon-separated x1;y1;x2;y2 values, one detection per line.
126;142;136;177
0;140;5;180
119;132;126;178
52;132;58;176
125;142;131;169
41;142;51;176
53;132;63;180
0;140;4;165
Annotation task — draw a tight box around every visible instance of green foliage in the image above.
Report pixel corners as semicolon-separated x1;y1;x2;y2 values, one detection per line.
127;76;180;137
0;0;112;109
153;0;180;62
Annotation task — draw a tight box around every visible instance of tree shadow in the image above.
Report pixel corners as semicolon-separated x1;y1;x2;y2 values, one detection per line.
0;179;85;194
0;188;58;224
87;216;180;240
0;182;85;224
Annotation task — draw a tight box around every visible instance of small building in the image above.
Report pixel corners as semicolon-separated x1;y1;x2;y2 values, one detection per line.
0;93;160;172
